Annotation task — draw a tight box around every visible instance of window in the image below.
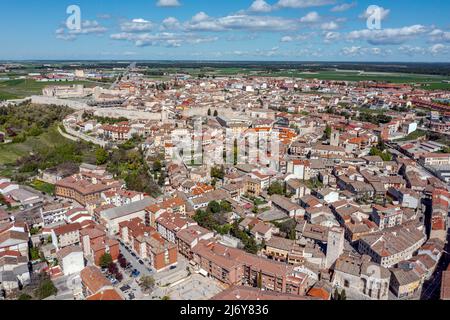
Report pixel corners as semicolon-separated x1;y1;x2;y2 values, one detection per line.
344;279;350;288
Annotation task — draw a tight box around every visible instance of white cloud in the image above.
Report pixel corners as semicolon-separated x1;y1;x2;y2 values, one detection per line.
185;14;298;32
300;11;321;23
399;44;449;56
56;20;107;41
281;36;294;42
161;17;182;30
429;29;450;43
341;46;389;56
248;0;273;13
430;43;449;55
347;25;427;45
276;0;336;9
192;12;210;23
280;33;314;42
324;31;340;42
331;2;356;12
398;45;427;56
359;6;390;20
111;32;217;47
156;0;181;7
320;21;339;30
120;18;154;32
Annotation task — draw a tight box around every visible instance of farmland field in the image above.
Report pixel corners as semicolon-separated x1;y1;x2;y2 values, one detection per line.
0;79;108;100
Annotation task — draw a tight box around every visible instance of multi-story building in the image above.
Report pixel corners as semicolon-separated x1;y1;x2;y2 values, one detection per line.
191;240;312;296
51;223;82;249
358;224;426;268
419;153;450;166
55;174;121;206
40;202;73;226
371;204;403;230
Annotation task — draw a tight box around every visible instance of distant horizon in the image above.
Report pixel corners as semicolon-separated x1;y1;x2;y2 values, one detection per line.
2;60;450;65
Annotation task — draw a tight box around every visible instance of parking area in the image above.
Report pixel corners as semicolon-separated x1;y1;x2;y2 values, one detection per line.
116;240;222;300
118;241;154;278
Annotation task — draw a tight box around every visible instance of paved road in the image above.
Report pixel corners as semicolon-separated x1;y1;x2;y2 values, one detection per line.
118;241;154;277
109;62;135;90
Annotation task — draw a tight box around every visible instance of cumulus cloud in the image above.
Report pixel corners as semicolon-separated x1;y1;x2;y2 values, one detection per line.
185;13;298;32
281;35;294;42
156;0;181;7
429;29;450;43
56;20;107;41
248;0;273;13
429;43;449;55
359;6;390;20
341;46;389;56
110;31;217;47
331;2;356;12
300;11;321;23
120;18;154;32
280;33;313;42
323;31;340;42
399;44;449;56
320;21;339;30
161;17;182;30
347;25;428;45
276;0;336;9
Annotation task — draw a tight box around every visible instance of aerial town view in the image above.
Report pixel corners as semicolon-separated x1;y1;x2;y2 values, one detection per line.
1;0;450;309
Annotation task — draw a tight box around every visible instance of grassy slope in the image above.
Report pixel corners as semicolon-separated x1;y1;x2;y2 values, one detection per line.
0;79;107;100
0;125;69;165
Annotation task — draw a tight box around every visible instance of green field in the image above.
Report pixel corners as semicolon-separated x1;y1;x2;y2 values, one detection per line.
150;67;450;89
29;179;55;195
251;70;450;84
0;79;108;100
0;125;70;165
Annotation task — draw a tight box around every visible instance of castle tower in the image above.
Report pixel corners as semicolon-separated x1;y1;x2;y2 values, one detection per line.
330;131;340;147
326;227;345;269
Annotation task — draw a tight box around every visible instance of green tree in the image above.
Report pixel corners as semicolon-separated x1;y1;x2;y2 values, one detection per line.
207;108;211;116
162;295;171;300
211;165;225;180
268;181;284;195
213;110;218;117
35;277;57;300
324;125;332;140
140;276;156;293
99;253;113;268
207;201;222;214
95;147;109;165
30;247;41;261
220;201;232;213
152;160;162;173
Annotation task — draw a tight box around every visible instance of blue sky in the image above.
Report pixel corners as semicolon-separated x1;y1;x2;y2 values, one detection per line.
1;0;450;61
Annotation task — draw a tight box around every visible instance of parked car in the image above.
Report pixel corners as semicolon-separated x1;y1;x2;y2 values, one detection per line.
131;270;140;277
169;265;177;270
138;260;144;265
